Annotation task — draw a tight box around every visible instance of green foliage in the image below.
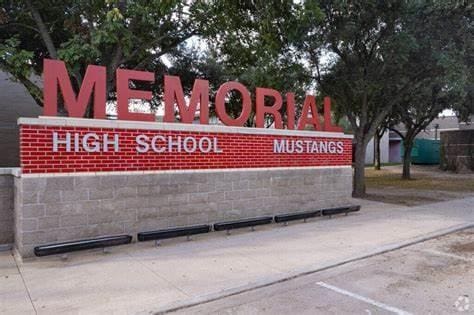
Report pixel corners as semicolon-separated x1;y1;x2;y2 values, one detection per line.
0;0;316;123
299;0;473;193
378;1;474;179
0;0;471;130
0;0;215;107
1;0;471;192
0;36;33;79
387;1;472;134
198;0;320;125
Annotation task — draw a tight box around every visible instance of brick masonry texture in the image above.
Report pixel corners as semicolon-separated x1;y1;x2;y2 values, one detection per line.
0;174;14;244
19;124;352;174
14;167;352;257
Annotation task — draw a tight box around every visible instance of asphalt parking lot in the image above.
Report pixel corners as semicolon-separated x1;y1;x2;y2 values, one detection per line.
172;228;474;315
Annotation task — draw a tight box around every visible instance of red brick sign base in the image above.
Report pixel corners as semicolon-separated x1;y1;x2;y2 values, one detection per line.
20;120;352;174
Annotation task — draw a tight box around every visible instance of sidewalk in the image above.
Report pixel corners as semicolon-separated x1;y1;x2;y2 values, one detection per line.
1;197;473;314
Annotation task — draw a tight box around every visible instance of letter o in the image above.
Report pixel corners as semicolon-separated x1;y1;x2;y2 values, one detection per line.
199;137;212;153
183;137;197;153
215;82;252;126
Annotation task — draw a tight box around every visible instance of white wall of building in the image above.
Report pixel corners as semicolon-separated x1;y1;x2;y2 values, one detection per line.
365;131;389;165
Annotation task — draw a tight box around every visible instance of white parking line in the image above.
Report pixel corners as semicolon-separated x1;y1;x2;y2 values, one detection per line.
421;249;473;262
316;281;413;315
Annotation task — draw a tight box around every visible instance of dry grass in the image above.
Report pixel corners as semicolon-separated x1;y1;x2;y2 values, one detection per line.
364;165;474;206
365;168;474;192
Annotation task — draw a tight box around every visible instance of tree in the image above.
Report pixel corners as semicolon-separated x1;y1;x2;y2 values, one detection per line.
1;0;317;123
373;125;387;171
389;79;470;180
171;48;312;127
201;0;318;126
386;2;472;179
303;0;418;197
0;0;215;112
302;0;472;195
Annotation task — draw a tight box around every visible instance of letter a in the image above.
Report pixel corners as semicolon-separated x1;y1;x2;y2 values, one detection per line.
297;95;321;131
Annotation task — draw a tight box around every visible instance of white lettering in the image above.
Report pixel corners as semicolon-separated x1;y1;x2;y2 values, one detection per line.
103;134;120;152
273;139;345;154
199;137;212;153
133;135;222;154
136;135;149;153
52;132;345;156
151;135;166;153
274;139;285;153
168;135;182;152
53;132;71;152
295;140;304;153
213;138;223;153
74;133;80;152
183;137;197;153
319;141;328;153
82;133;100;152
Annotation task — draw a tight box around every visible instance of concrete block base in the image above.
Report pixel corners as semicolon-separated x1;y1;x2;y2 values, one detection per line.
0;169;18;245
14;166;352;257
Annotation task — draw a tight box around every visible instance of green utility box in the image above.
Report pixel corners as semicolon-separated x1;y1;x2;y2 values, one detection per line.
401;138;440;164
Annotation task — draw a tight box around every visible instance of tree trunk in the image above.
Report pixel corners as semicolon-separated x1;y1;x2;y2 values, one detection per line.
353;138;368;197
374;132;381;170
27;0;58;59
402;139;414;180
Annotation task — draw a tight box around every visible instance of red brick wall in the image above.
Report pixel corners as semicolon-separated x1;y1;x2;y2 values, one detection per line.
20;124;352;174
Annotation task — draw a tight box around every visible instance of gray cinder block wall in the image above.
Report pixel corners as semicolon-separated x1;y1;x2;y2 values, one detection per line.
0;170;16;245
14;167;352;257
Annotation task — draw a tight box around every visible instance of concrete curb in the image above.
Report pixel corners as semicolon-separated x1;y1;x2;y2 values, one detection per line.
154;222;474;314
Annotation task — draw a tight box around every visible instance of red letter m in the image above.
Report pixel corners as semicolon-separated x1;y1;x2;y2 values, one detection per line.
163;75;209;124
43;59;106;118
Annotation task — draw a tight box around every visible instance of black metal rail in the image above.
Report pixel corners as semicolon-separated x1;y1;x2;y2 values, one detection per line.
137;224;211;242
274;210;322;223
34;205;362;257
34;235;132;257
213;216;273;231
322;205;361;216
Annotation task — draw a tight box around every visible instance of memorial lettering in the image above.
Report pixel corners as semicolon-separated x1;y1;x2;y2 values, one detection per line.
43;59;342;132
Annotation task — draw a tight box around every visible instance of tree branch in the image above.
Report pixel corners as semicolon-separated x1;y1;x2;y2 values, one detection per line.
107;46;123;89
122;25;196;65
26;0;57;59
0;23;39;33
19;75;44;107
132;32;197;70
388;127;405;140
0;58;43;107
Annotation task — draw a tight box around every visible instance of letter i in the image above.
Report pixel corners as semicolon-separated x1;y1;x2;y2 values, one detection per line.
74;133;80;152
